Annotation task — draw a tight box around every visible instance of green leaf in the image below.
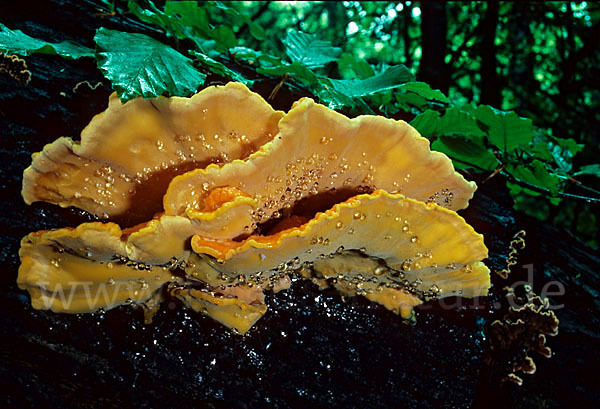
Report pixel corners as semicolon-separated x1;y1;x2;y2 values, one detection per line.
410;108;486;139
529;141;554;162
506;160;560;195
474;105;533;152
574;164;600;178
0;23;93;59
327;65;415;98
506;182;550;220
128;1;176;34
94;28;206;102
507;182;543;198
283;30;341;68
547;137;584;173
164;1;210;34
212;1;265;40
211;25;237;49
432;135;498;171
128;1;236;51
257;62;319;86
552;137;584;156
313;82;374;113
230;46;282;66
395;92;429;111
190;50;253;86
397;82;449;103
337;53;375;80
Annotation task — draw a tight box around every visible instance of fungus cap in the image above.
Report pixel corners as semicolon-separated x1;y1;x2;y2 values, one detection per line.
22;82;283;224
171;287;268;334
164;97;476;241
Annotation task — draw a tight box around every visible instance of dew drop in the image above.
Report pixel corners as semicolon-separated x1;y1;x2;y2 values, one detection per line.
374;266;387;276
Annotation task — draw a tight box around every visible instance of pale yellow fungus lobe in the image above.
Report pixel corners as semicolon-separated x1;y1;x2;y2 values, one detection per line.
22;82;283;223
164;97;476;241
18;224;175;313
190;191;487;272
171;287;268;334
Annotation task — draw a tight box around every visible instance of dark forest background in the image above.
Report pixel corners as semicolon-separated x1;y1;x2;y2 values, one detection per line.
226;1;600;246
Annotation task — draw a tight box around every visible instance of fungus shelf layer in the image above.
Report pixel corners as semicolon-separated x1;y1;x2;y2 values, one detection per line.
187;190;490;320
18;223;175;313
22;82;283;224
164;97;477;242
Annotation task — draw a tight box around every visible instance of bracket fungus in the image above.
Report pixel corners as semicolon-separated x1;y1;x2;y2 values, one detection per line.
22;82;283;224
163;97;477;240
18;82;490;333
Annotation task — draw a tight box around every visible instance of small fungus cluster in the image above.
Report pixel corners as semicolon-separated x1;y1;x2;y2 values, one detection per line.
18;82;491;334
486;285;559;386
0;52;31;84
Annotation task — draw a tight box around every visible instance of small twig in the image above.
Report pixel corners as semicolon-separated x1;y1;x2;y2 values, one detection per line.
447;155;600;204
501;171;600;203
268;73;289;101
96;11;117;17
556;174;600;196
483;163;506;183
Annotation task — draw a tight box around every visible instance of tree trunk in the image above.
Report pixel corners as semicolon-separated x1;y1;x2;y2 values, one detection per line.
418;1;449;94
401;2;413;68
479;0;501;107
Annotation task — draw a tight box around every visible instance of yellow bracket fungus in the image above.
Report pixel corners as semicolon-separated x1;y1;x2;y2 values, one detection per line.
187;190;489;319
171;286;268;335
18;82;490;334
163;97;476;241
22;82;283;224
18;223;175;315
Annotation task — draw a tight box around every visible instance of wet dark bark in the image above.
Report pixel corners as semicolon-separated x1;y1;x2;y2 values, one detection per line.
1;2;599;409
418;2;449;94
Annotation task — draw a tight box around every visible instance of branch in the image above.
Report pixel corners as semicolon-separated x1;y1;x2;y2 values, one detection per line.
447;156;600;204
